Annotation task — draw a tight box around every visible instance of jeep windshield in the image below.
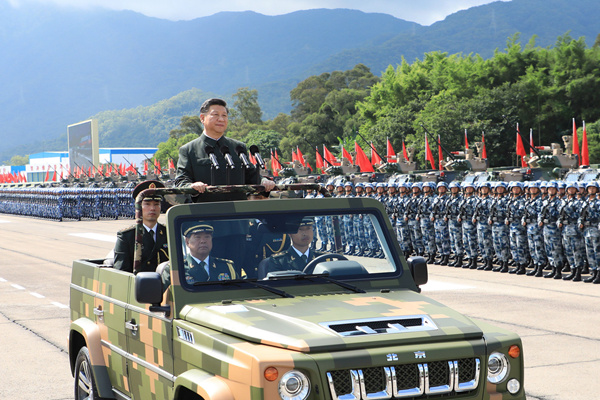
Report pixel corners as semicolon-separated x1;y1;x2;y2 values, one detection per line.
170;201;401;294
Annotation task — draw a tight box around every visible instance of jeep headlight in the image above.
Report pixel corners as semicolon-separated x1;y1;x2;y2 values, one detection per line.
278;370;310;400
487;352;510;384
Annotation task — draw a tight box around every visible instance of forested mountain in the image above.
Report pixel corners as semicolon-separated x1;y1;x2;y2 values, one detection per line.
0;0;598;163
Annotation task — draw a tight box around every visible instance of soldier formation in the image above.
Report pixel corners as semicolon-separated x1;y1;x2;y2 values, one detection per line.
305;179;600;284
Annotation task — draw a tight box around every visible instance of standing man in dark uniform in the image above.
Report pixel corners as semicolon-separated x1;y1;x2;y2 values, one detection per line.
175;98;276;199
113;180;169;273
258;218;324;278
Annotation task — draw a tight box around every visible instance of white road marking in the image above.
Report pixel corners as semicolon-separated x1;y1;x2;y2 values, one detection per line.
11;284;25;290
69;233;116;243
51;302;69;309
0;220;10;223
0;277;6;282
421;280;475;291
30;292;45;299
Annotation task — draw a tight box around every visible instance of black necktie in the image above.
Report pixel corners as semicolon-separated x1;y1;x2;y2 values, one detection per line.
300;254;308;265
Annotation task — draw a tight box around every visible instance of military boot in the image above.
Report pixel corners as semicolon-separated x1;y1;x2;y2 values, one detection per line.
462;258;472;268
544;266;557;278
344;245;355;255
582;262;589;275
469;259;478;269
492;261;504;272
526;264;539;276
484;259;495;271
584;269;598;283
563;267;581;281
453;255;463;268
354;247;365;257
440;255;449;266
553;265;563;279
499;261;509;273
477;259;488;270
593;271;600;284
516;264;527;275
534;264;544;277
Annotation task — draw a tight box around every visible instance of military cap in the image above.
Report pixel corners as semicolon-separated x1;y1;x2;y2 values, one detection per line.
183;221;214;237
558;181;566;189
449;181;461;189
365;183;374;189
546;181;558;189
462;182;475;189
344;181;354;187
479;182;491;188
437;182;448;189
586;181;599;189
132;180;165;201
376;182;385;188
355;182;365;188
299;217;315;226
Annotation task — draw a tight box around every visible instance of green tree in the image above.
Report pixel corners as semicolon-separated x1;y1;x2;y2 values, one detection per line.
8;154;29;166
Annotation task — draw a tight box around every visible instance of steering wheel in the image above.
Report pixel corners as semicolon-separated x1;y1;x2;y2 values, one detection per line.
303;253;348;275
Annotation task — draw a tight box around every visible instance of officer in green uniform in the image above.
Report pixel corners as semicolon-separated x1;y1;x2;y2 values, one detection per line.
258;218;324;278
113;180;169;273
182;222;237;283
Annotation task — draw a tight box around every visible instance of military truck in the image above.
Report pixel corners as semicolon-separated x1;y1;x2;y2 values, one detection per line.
68;185;525;400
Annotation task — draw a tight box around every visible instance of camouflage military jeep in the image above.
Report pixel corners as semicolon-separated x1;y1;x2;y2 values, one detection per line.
68;191;525;400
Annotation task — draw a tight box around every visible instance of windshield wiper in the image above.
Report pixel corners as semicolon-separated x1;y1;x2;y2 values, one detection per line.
267;273;366;294
195;279;294;298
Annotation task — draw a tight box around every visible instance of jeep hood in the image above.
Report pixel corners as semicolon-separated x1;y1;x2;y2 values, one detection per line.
181;290;483;352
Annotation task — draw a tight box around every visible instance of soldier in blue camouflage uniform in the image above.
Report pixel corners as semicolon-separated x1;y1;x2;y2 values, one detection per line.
418;182;437;263
395;183;413;257
446;182;464;267
558;182;584;281
405;183;424;256
342;182;357;255
458;182;479;269
506;182;529;274
522;181;548;277
473;182;494;270
431;182;451;265
489;182;511;272
578;182;600;283
538;182;565;279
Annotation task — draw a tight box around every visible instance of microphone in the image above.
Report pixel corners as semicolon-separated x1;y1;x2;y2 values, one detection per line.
249;145;265;169
220;145;236;169
204;145;220;169
235;145;253;168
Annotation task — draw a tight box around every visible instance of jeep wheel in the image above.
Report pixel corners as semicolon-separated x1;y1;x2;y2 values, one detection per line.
74;346;101;400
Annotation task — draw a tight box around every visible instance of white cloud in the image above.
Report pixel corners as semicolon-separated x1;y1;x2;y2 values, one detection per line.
5;0;506;25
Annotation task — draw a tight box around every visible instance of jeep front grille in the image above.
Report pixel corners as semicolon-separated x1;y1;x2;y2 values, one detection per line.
326;358;480;399
321;315;438;337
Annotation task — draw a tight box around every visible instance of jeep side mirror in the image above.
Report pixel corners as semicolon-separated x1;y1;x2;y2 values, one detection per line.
407;256;428;288
135;272;170;316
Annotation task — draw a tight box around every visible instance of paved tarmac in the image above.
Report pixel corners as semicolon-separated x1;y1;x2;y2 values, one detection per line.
0;213;598;400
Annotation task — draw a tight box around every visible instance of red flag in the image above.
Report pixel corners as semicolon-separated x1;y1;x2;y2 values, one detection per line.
464;129;469;150
573;118;580;166
342;147;353;164
168;158;175;170
386;138;396;163
354;142;374;172
323;146;338;166
44;168;50;182
51;169;57;182
315;148;324;171
402;140;409;162
481;132;488;159
438;135;443;171
370;142;382;165
582;121;589;166
305;161;312;172
291;148;297;163
154;159;161;175
425;135;435;169
296;146;306;167
143;160;148;175
249;153;257;165
516;123;527;167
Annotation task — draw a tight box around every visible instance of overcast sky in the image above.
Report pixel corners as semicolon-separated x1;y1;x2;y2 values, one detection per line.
7;0;506;25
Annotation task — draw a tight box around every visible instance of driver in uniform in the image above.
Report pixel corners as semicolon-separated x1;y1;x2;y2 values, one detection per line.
260;218;324;276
